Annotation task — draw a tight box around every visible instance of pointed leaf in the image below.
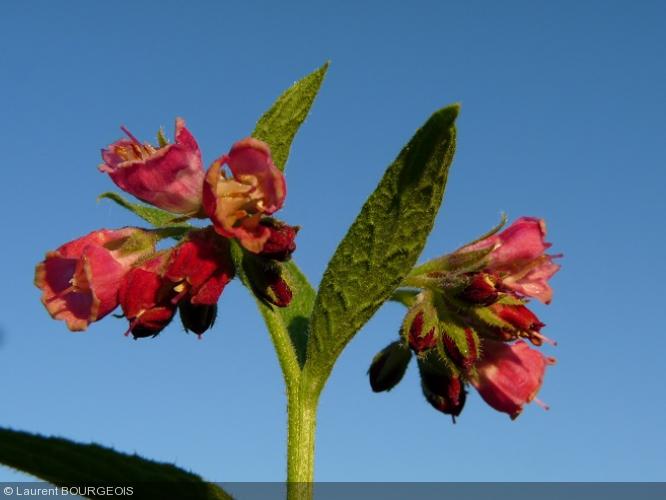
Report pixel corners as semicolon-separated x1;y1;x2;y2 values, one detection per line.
306;105;459;388
0;427;230;499
98;192;192;229
253;62;329;171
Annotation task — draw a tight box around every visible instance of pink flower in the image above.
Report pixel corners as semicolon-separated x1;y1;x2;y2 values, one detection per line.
203;138;286;253
470;340;556;419
99;118;205;215
460;217;560;304
34;228;155;331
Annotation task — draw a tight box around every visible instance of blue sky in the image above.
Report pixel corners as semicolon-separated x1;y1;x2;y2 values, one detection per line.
1;0;665;486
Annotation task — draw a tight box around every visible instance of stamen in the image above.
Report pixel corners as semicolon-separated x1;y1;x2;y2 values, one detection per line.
120;125;142;146
532;331;557;346
171;284;188;304
534;398;550;411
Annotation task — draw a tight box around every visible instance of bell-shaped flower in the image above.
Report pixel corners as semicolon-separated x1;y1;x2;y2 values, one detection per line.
35;228;156;331
458;217;560;304
99;118;205;215
203;138;287;253
470;340;556;419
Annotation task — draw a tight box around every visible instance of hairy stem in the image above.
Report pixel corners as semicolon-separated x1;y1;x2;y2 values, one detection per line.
286;384;318;500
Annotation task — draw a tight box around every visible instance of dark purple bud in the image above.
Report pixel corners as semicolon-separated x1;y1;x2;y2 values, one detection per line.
418;357;466;421
368;341;412;392
179;301;218;335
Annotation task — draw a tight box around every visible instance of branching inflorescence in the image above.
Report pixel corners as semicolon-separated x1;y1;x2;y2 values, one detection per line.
23;64;562;493
36;121;298;338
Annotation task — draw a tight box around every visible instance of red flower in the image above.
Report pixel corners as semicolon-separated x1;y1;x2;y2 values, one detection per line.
258;219;299;261
164;228;234;307
118;253;177;339
100;118;205;215
488;303;555;346
203;138;286;253
460;217;560;304
470;340;556;419
119;229;234;338
35;228;155;331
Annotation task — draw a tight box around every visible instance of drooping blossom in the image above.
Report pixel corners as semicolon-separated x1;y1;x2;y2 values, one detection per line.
99;118;205;215
203;138;286;253
369;215;561;421
164;228;235;308
470;340;556;419
119;229;234;338
458;217;560;304
35;228;156;331
118;252;177;339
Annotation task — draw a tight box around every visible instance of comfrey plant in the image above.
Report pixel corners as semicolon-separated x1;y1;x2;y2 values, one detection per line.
1;64;560;499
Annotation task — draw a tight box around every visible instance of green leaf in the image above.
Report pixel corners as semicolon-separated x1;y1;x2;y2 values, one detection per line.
98;192;192;229
305;104;459;389
0;427;230;499
253;62;329;171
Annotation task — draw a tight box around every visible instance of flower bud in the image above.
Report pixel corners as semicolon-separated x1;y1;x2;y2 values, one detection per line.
458;273;499;306
259;219;299;261
418;357;466;420
407;312;437;353
401;293;439;354
244;255;293;308
368;341;412;392
441;326;480;372
489;303;552;346
179;302;217;335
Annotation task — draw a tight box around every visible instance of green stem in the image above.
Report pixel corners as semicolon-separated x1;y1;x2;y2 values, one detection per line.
257;303;318;499
286;384;318;500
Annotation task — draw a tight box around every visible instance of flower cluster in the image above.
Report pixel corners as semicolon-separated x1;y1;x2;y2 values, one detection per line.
35;119;298;338
368;217;560;420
